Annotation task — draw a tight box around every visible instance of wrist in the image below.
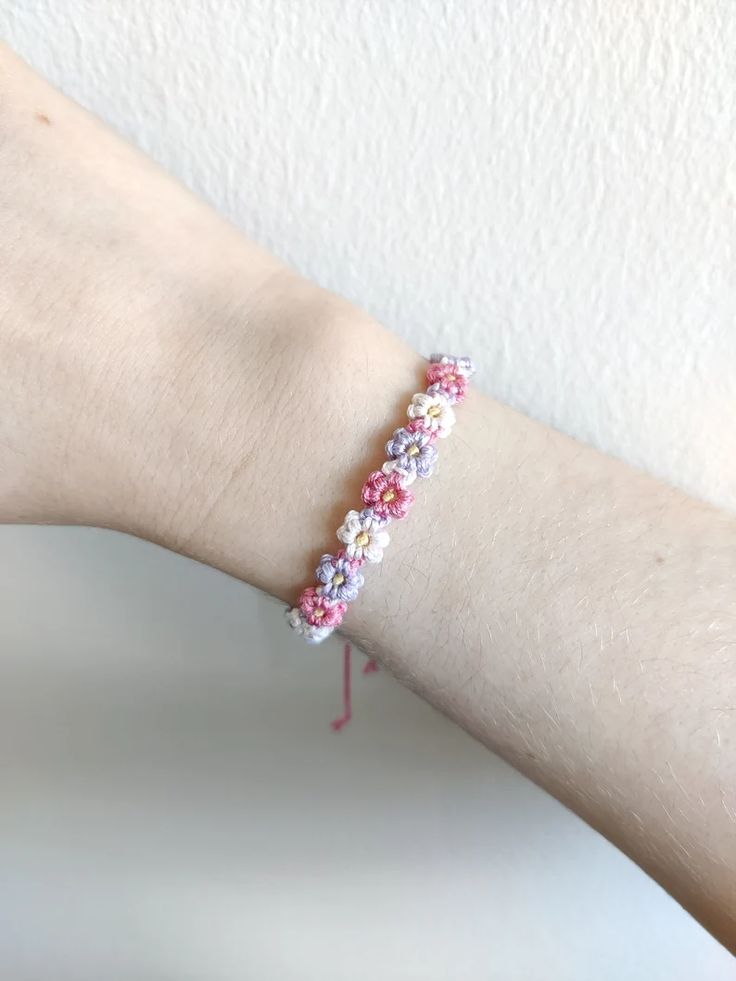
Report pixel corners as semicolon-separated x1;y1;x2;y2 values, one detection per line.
138;289;425;601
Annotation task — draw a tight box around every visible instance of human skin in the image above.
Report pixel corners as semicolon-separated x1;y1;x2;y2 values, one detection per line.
0;46;734;950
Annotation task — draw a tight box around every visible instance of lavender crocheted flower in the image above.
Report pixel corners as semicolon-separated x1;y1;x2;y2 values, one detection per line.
385;426;438;478
316;553;365;602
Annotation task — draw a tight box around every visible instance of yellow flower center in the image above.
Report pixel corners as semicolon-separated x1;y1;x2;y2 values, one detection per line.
407;444;420;457
355;531;370;547
313;607;325;619
382;489;396;502
428;404;442;418
333;573;345;586
447;373;456;382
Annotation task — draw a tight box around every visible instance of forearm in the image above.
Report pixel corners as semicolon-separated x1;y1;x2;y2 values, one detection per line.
0;41;288;533
162;322;735;948
354;375;736;948
1;46;734;950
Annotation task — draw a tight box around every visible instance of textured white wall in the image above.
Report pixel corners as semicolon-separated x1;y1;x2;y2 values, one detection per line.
1;3;734;979
5;0;735;509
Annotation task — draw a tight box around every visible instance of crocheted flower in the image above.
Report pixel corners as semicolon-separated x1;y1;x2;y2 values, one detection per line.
286;606;333;644
316;552;365;601
298;586;347;628
385;425;438;478
426;362;468;404
361;469;414;520
407;391;456;437
337;509;390;563
429;353;476;378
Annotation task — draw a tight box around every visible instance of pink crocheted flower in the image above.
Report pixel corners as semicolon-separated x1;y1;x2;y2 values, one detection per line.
429;354;476;378
298;586;347;627
361;469;414;520
426;363;468;403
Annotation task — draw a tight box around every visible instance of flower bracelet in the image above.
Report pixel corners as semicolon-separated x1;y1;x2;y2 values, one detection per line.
286;353;475;644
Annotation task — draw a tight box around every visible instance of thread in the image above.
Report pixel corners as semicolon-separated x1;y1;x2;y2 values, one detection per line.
331;642;353;731
330;646;380;730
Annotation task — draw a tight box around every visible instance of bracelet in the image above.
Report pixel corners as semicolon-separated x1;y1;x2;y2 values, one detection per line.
286;353;476;644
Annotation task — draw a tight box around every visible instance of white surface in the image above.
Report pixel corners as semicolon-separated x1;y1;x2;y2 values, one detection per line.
1;528;733;981
1;2;734;978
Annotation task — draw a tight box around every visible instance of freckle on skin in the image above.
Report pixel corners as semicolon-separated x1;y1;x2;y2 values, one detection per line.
35;112;51;125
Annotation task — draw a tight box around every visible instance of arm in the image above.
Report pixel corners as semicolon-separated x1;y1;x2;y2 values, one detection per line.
1;47;734;949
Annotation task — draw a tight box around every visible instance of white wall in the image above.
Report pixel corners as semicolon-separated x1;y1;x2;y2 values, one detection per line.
1;3;734;979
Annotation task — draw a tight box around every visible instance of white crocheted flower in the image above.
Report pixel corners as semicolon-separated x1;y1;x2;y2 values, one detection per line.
285;606;333;644
407;391;456;437
337;509;390;563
